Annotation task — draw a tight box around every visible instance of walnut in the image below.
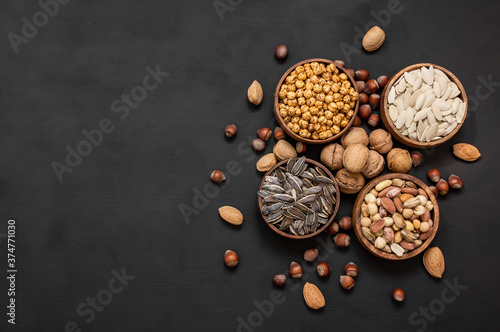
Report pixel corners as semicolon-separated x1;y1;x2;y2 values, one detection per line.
343;144;369;173
320;143;344;170
362;150;385;178
369;129;393;154
340;127;369;148
335;168;365;194
387;148;412;173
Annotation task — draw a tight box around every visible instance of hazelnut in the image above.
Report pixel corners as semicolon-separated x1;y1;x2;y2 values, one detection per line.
273;274;286;286
387;148;412;173
317;262;331;277
341;127;369;148
225;124;237;137
274;127;286;140
448;174;463;189
324;221;339;235
257;127;273;141
436;179;449;196
340;275;355;290
210;170;226;183
358;92;369;104
296;142;308;154
352;116;362;127
338;216;352;230
320;143;344;171
411;151;423;167
377;75;389;89
345;68;355;79
427;169;442;183
334;60;345;68
289;261;303;278
334;233;350;247
344;262;359;278
429;185;438;198
304;248;319;262
252;138;266;152
364;79;380;94
355;81;366;93
369;94;380;109
224;250;239;267
358;104;372;120
392;288;405;302
355;69;370;81
362;150;385;179
275;45;288;60
369;129;393;154
367;114;380;127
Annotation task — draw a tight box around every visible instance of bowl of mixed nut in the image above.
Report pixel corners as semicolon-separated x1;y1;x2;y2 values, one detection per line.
352;173;439;260
380;63;468;149
257;156;340;239
274;58;359;144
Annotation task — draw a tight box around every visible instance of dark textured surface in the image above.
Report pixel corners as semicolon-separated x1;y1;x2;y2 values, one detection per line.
0;0;499;331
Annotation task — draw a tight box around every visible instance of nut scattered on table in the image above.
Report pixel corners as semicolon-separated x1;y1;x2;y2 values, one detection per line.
248;80;263;105
340;275;355;290
273;140;297;161
225;124;237;137
341;127;369;148
344;262;359;277
320;143;344;171
303;282;325;309
304;248;319;262
273;274;286;286
210;170;226;183
257;127;273;141
274;127;286;140
252;138;266;152
289;261;303;278
423;246;445;278
362;26;386;52
219;206;244;225
256;153;277;172
452;143;481;161
224;250;239;267
275;45;289;60
316;262;331;277
387;148;412;173
392;288;405;302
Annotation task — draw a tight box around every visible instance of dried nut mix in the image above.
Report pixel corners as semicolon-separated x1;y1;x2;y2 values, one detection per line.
258;157;337;236
386;65;466;143
277;61;359;140
359;178;435;258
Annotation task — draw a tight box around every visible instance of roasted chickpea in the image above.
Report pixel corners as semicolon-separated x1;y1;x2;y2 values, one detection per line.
305;69;314;77
310;76;319;84
326;63;336;72
311;132;319;140
332;75;340;83
325;111;333;119
287;122;293;129
315;101;323;108
310;116;318;124
292;123;300;133
325;119;333;127
313;123;321;131
288;84;296;92
333;116;341;125
336;101;344;109
313;84;322;93
296;89;304;98
319;131;327;140
283;116;291;123
318;116;326;124
309;107;319;115
323;72;332;80
332;125;340;134
299;120;308;129
339;73;348;81
343;95;351;103
316;93;326;102
278;90;287;99
296;66;304;73
331;84;340;93
304;90;313;99
287;91;296;100
306;98;316;107
308;123;314;132
279;109;287;117
289;99;297;107
341;81;351;89
340;119;349;127
299;129;309;137
291;116;300;124
326;130;333;138
350;91;359;101
295;80;305;89
298;97;306;106
347;110;354;118
339;87;348;95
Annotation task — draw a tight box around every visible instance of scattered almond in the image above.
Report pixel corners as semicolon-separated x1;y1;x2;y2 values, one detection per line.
247;80;263;105
273;140;297;161
362;26;385;52
423;246;445;278
256;153;277;172
453;143;481;161
303;282;325;309
218;206;243;225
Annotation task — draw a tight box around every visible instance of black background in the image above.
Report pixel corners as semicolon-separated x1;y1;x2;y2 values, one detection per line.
1;0;500;331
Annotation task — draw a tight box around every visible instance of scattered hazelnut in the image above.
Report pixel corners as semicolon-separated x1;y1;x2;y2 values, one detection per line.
273;274;286;286
352;116;362;127
210;170;226;183
289;261;303;278
340;275;355;290
345;68;355;79
358;92;369;105
369;94;380;109
225;124;237;137
392;288;405;302
224;250;239;267
364;79;380;94
251;138;266;152
355;81;366;93
304;248;319;262
436;179;449;196
338;216;352;230
334;60;345;68
367;114;380;127
296;142;308;154
324;221;339;235
429;185;438;198
355;69;370;82
257;127;273;141
427;169;442;183
377;75;389;89
411;151;423;167
334;233;350;247
358;104;372;120
448;174;463;189
274;127;286;140
275;45;288;60
344;262;359;278
317;262;331;277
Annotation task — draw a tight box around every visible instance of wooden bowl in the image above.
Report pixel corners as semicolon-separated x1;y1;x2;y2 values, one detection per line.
273;58;359;145
380;63;468;149
257;158;340;239
352;173;439;260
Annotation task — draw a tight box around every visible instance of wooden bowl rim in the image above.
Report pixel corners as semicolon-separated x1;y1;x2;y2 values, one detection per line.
257;158;340;239
380;63;468;149
273;58;359;145
352;173;440;260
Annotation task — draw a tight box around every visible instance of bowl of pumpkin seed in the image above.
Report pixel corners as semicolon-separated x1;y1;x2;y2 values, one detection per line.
257;156;340;239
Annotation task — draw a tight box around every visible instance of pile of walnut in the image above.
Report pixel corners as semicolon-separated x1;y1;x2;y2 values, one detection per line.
320;127;413;194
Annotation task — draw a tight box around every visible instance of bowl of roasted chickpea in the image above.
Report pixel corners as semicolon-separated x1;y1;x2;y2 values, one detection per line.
274;58;359;144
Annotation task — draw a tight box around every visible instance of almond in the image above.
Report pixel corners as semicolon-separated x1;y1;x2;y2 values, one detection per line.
247;80;263;105
423;247;445;278
218;206;243;225
303;282;325;309
453;143;481;161
362;26;385;52
273;140;297;161
256;153;277;172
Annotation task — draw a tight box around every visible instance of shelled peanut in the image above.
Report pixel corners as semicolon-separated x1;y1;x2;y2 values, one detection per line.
359;178;435;257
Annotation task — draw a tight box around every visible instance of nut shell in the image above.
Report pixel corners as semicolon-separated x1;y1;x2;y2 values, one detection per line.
320;143;344;171
218;206;243;225
453;143;481;161
343;144;369;173
341;127;369;148
336;168;365;194
256;153;277;172
273;140;297;161
423;247;445;278
248;80;263;105
303;282;325;309
387;148;412;173
362;26;386;52
369;129;393;154
362;150;385;179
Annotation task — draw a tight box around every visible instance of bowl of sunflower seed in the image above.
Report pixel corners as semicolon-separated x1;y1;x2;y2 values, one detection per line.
257;156;340;239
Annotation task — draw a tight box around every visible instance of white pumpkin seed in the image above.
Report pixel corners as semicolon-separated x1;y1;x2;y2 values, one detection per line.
415;93;426;111
422;93;436;109
432;136;442;141
444;114;453;123
408;121;417;134
388;87;396;104
444;121;457;135
409;132;418;140
400;128;409;136
434;99;450;111
452;98;461;114
421;67;434;85
396;98;405;113
403;89;412;108
420;84;432;92
408;90;422;107
433;81;442;98
417;120;426;135
404;72;415;86
431;103;443;121
450;82;460;98
413;76;423;90
413;109;428;122
420;126;429;142
433;68;446;78
441;83;452;100
395;110;407;129
405;107;414;128
437;128;447;137
456;103;466;123
397;78;406;94
426;123;439;142
389;105;399;122
438;76;447;93
427;108;436;126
